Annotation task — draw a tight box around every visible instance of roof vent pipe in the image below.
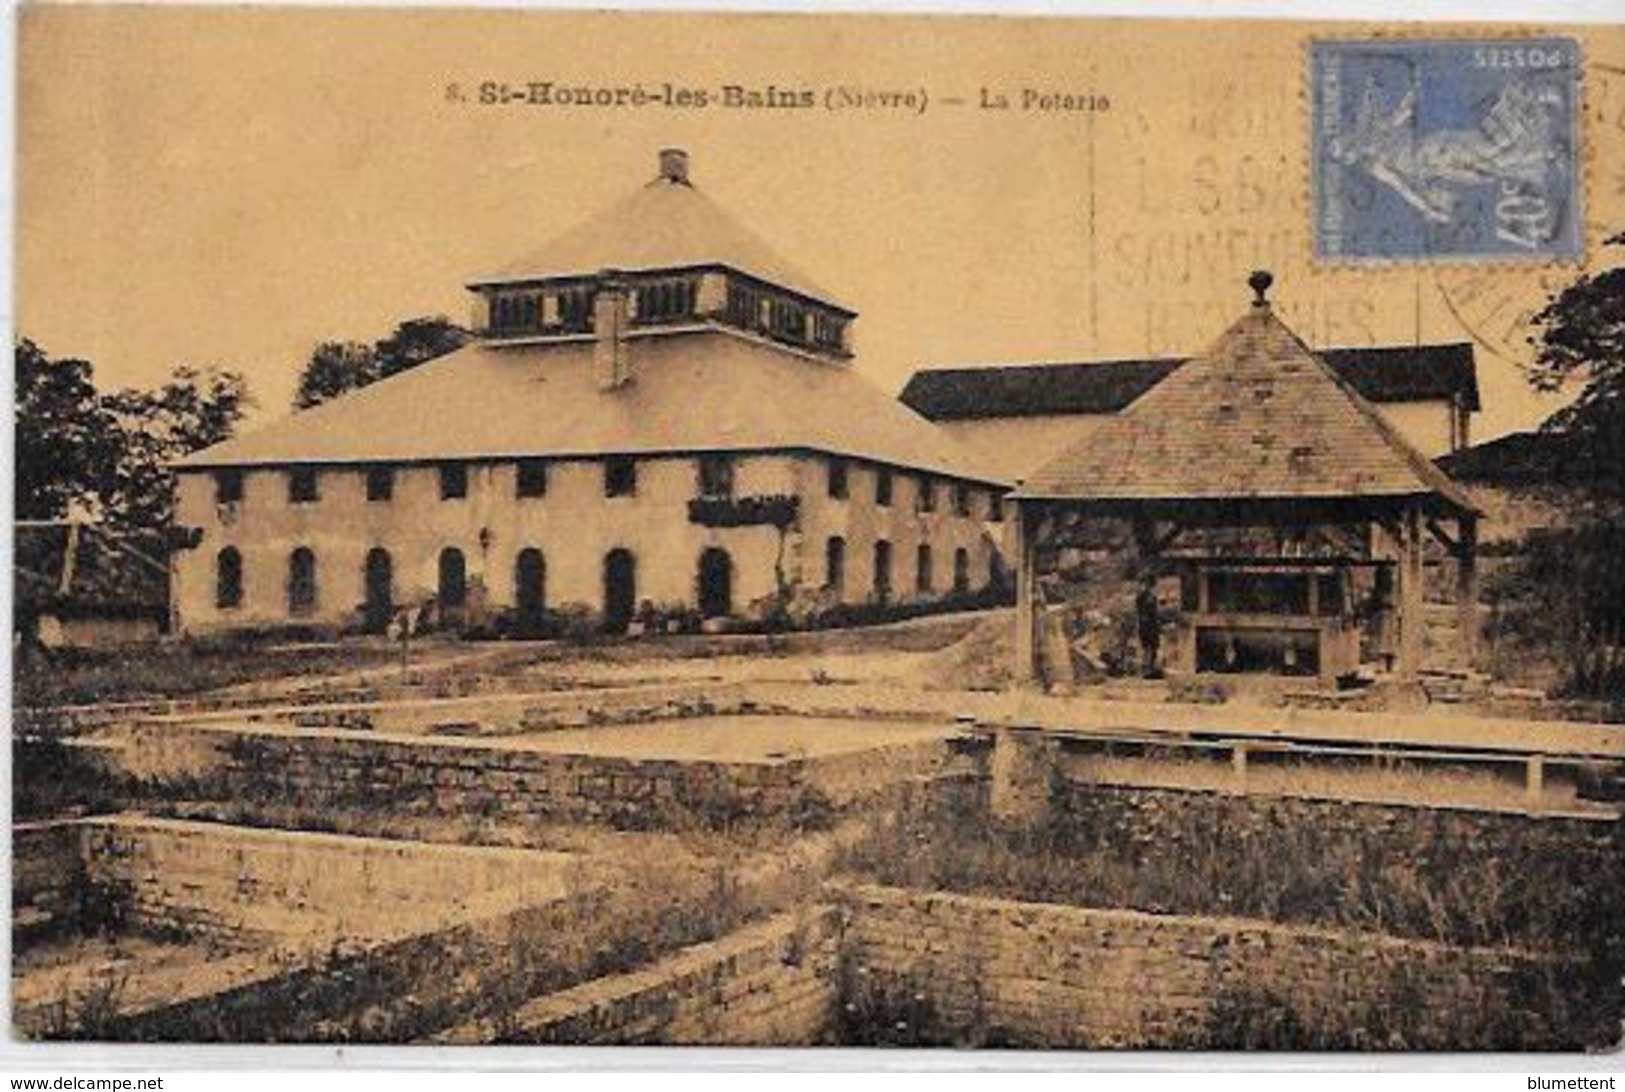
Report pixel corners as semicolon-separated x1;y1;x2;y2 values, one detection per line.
659;148;690;185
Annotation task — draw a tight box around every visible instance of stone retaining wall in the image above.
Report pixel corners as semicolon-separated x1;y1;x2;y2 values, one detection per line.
143;681;749;740
120;720;948;830
444;907;841;1045
78;816;574;945
836;884;1606;1050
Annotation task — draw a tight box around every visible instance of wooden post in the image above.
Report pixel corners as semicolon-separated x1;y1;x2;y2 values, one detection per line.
1526;755;1545;814
1013;502;1040;686
1456;514;1479;668
1396;505;1426;680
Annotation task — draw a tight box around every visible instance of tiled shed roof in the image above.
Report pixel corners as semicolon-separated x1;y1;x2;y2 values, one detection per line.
1011;304;1476;511
901;343;1478;420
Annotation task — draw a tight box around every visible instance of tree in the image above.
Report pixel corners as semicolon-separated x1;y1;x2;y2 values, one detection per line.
375;317;471;379
292;341;379;410
14;339;120;521
292;316;469;410
1512;233;1625;705
14;338;251;533
101;366;253;532
1529;230;1625;502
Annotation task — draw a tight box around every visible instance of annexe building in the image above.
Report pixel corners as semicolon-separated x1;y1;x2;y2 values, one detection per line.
902;343;1479;482
172;150;1008;636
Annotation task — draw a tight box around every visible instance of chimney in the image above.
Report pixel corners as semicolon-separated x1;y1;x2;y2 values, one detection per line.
658;148;690;185
1249;269;1274;309
594;270;631;391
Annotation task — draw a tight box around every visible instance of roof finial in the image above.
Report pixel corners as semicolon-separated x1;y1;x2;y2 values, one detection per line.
658;148;690;185
1249;269;1273;309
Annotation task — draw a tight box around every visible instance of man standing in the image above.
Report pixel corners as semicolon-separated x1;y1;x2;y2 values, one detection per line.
1136;572;1163;679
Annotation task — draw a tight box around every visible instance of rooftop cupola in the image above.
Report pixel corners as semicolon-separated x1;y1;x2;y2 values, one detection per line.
467;150;855;359
659;147;691;185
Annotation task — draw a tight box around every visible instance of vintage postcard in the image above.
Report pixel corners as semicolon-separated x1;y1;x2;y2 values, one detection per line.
9;4;1625;1054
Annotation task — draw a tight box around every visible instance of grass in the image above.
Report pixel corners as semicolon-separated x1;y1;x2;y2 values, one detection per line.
838;785;1625;956
13;637;403;710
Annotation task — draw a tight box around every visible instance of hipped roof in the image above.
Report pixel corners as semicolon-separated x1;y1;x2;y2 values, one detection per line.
468;169;850;313
177;334;1005;486
1011;304;1476;514
900;344;1479;421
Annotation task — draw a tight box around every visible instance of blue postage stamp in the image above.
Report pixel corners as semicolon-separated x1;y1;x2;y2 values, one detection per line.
1312;37;1582;261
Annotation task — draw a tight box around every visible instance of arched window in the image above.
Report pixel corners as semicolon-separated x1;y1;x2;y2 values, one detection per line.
363;548;393;632
698;548;733;619
515;547;546;629
216;547;243;610
873;540;893;605
288;547;317;615
953;547;970;594
438;547;467;609
825;536;846;594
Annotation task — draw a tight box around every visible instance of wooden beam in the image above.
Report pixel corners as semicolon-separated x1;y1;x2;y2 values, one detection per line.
1456;514;1480;667
1396;504;1426;680
1425;517;1461;556
1013;501;1040;687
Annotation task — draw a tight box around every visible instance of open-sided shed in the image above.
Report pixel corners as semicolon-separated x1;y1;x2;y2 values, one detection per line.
1006;273;1480;687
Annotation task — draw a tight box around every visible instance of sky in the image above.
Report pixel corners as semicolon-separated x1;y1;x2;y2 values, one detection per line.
16;7;1625;440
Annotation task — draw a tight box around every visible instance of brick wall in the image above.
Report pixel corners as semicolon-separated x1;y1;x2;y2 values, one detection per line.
443;907;840;1045
837;884;1605;1050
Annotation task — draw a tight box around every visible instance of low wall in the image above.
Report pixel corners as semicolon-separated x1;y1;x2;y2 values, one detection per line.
837;884;1604;1051
445;907;841;1045
120;719;948;830
79;816;574;945
141;681;750;740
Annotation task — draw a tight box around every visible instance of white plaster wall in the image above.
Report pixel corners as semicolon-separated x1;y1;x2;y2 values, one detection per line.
173;452;1000;633
1371;400;1457;459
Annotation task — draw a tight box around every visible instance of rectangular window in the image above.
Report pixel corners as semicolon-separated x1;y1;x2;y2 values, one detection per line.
875;467;893;508
917;476;937;513
953;482;971;517
916;544;934;593
288;468;319;504
365;466;394;502
827;458;848;500
697;454;734;499
516;459;548;498
987;490;1005;523
215;469;244;505
605;456;637;498
440;463;468;500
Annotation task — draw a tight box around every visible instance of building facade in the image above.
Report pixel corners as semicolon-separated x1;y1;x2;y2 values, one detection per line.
171;150;1006;636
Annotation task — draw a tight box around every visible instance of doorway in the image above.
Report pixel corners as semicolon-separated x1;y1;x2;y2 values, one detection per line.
515;548;546;635
698;547;733;619
363;548;393;633
603;548;637;633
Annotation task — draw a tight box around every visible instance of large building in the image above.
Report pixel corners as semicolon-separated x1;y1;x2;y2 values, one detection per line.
901;344;1479;483
172;150;1008;636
